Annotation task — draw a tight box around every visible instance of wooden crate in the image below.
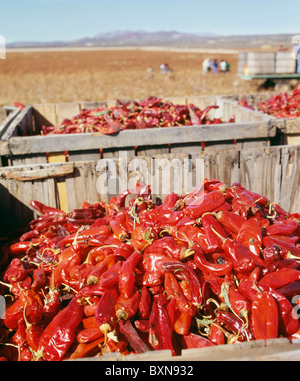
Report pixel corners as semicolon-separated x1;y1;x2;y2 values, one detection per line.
1;144;299;237
1;146;300;361
224;93;300;146
0;106;20;140
238;51;295;75
73;338;300;361
0;96;276;167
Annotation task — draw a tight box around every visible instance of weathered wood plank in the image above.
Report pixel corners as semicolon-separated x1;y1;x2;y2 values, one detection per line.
7;122;275;155
0;163;74;181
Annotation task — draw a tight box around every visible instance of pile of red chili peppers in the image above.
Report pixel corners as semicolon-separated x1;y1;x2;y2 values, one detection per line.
239;84;300;119
41;96;234;135
1;179;300;361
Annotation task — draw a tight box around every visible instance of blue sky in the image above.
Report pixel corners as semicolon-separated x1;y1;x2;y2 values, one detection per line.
0;0;299;43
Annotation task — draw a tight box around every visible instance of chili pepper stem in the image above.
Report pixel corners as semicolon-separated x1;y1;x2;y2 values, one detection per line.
220;283;249;329
99;323;112;348
210;225;228;244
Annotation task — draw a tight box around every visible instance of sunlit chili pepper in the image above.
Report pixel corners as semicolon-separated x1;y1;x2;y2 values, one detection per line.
118;251;142;298
181;332;215;349
37;295;84;361
115;287;140;320
250;291;278;341
161;261;202;306
149;294;175;355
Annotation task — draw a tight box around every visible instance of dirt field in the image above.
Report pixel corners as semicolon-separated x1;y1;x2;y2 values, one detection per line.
0;48;259;106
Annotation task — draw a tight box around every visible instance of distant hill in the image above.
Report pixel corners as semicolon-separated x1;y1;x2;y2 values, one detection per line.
7;30;297;51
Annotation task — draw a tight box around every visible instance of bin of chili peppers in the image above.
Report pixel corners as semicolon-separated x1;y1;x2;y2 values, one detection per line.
1;95;275;167
1;179;300;361
238;86;300;145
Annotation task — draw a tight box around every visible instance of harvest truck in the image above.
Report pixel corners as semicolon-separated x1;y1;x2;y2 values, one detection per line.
238;51;300;92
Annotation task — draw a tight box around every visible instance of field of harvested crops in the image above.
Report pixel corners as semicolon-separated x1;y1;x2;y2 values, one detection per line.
0;48;259;106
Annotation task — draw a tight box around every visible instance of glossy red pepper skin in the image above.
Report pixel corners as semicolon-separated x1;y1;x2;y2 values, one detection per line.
37;295;84;361
77;327;103;344
201;214;228;249
266;219;298;236
209;324;225;345
216;210;246;234
118;251;142;298
148;294;175;355
184;190;225;219
161;261;202;306
258;284;299;336
95;287;119;330
251;292;278;341
259;267;300;289
236;218;262;257
164;272;196;316
138;285;152;319
30;200;64;216
115;288;140;320
8;241;32;257
194;247;233;276
181;332;215;349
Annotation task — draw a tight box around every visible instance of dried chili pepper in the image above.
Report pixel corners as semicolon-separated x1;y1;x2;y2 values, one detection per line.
37;295;84;361
250;292;278;341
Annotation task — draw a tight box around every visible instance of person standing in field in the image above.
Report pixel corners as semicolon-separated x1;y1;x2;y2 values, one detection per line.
202;58;211;75
220;59;227;73
212;59;218;75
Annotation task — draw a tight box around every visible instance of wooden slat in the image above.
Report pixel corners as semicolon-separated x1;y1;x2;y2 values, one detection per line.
0;163;73;181
7;122;275;156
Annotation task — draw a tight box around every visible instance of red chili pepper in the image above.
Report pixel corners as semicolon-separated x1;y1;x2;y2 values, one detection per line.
131;226;156;252
147;236;195;261
3;258;27;283
161;261;202;306
174;310;193;335
22;303;44;353
109;211;131;242
263;237;300;258
76;327;103;344
115;287;140;320
266;219;299;236
99;260;123;289
236;218;262;257
86;254;116;286
184;190;225;219
8;241;32;257
118;319;151;353
53;243;90;288
258;284;299;336
95;287;119;339
164;272;196;316
250;292;278;341
181;332;215;349
148;294;175;355
118;251;142;298
261;244;282;266
209;323;225;345
19;289;44;326
216;310;253;342
201;214;228;249
37;295;84;361
138;285;152;319
70;337;104;359
210;226;266;269
259;267;300;289
194;247;233;276
31;267;47;290
215;210;246;234
221;282;251;321
30;200;64;216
